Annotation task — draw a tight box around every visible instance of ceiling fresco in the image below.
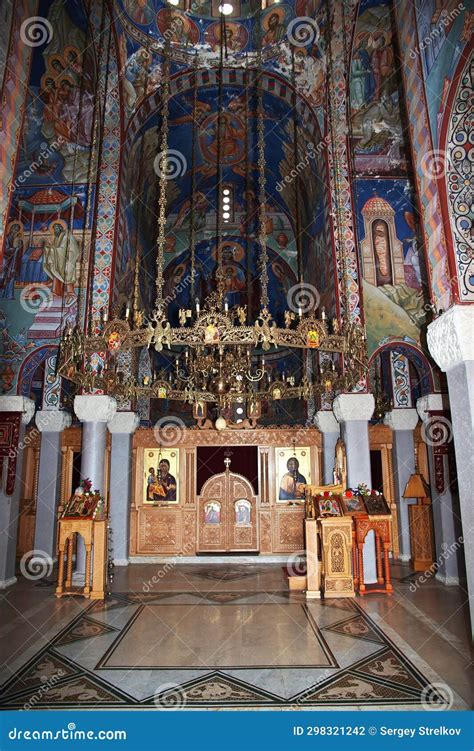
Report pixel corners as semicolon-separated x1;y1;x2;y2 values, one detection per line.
114;0;329;128
119;79;332;325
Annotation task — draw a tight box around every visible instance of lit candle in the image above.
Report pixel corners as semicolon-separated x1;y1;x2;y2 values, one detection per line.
321;307;327;321
124;302;131;320
298;306;302;318
224;301;229;313
196;300;200;314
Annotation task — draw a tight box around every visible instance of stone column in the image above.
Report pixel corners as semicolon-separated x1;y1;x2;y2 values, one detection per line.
333;393;376;582
107;412;140;566
383;409;419;561
333;394;375;488
427;305;472;631
34;411;72;560
314;410;340;484
417;394;463;586
0;396;35;588
73;395;117;578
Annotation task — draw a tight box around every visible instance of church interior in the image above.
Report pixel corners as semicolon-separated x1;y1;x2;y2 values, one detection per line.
0;0;472;714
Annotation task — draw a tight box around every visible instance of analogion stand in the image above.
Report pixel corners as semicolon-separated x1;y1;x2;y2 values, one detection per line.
353;515;393;595
318;516;355;598
55;518;107;599
304;518;321;598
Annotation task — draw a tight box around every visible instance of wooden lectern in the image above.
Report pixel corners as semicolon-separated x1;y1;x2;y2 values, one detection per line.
55;487;108;600
56;518;107;599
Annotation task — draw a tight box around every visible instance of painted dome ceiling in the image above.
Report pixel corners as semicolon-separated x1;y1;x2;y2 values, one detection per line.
115;0;327;65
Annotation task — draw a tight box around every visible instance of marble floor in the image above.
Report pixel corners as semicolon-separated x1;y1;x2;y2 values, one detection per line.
0;562;472;710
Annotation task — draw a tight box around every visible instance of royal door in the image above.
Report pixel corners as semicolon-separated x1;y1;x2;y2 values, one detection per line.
197;470;258;553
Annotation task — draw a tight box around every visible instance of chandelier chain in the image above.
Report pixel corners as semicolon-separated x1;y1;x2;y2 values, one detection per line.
256;47;268;311
154;51;171;316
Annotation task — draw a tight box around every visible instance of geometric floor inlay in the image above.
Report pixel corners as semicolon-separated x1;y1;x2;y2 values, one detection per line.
0;588;452;709
188;568;262;582
323;614;385;644
97;603;336;670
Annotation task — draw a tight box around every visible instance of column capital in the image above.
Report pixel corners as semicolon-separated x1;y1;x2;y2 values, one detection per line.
383;408;419;431
107;411;140;435
314;410;340;433
416;393;449;423
427;304;474;372
74;395;117;424
333;393;375;423
0;396;35;425
35;410;72;433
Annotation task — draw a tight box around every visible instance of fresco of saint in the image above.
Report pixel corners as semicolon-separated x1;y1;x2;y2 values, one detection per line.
43;222;80;303
0;223;24;300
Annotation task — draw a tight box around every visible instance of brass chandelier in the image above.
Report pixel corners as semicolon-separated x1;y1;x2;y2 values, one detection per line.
57;9;367;421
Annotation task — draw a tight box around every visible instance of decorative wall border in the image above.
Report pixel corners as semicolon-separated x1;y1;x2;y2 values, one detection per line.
328;0;361;324
0;0;38;245
393;2;453;312
441;48;474;302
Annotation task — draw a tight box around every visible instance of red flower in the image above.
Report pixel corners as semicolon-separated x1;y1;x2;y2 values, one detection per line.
344;490;353;498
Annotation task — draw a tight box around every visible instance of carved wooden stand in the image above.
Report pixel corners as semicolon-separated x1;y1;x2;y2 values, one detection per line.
409;501;435;571
318;517;355;598
353;515;393;595
55;518;107;599
304;518;321;598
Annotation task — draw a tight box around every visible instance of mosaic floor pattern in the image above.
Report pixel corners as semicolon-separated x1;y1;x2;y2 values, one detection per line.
0;587;450;709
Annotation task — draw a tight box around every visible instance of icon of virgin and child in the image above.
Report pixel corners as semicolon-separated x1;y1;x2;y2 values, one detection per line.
146;459;177;502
